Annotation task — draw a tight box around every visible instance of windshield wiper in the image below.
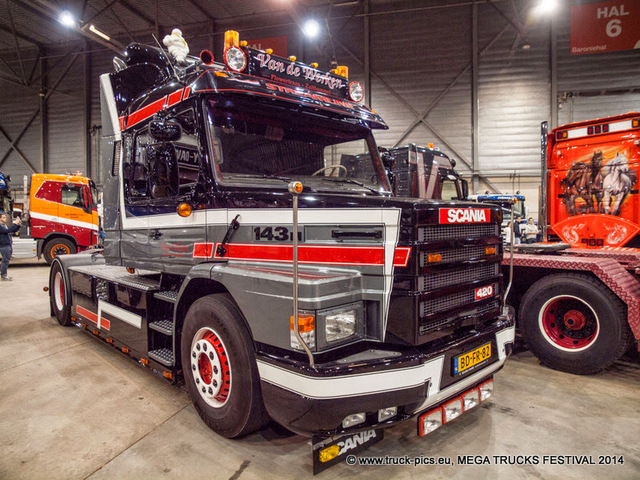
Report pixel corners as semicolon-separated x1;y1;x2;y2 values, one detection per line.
261;174;293;183
319;177;380;195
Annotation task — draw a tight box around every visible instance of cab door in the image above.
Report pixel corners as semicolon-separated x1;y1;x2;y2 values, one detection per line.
146;109;206;270
120;132;150;264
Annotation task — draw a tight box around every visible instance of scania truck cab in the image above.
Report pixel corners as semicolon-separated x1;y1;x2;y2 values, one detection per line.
49;31;514;470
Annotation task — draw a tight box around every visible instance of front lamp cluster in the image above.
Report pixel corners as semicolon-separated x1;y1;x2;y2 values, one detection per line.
290;302;363;352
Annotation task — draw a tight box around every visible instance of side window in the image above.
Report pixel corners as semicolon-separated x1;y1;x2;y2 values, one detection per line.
134;134;152;197
61;184;84;207
174;109;199;195
122;132;152;201
121;109;199;202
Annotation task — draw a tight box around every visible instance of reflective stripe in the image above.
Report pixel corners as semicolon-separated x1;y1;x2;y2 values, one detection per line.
257;355;444;400
29;210;99;232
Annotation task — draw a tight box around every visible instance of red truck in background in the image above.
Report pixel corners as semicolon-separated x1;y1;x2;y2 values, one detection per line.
4;173;100;263
546;112;640;248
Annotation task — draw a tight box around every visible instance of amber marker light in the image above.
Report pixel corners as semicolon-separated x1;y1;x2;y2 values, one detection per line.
427;253;442;263
290;314;315;333
335;65;348;78
177;202;193;217
485;247;497;255
288;56;297;62
224;30;239;49
126;267;135;274
266;48;273;54
319;445;340;463
310;62;318;68
633;119;639;128
288;181;303;194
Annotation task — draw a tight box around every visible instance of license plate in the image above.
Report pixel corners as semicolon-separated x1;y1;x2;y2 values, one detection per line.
453;343;491;375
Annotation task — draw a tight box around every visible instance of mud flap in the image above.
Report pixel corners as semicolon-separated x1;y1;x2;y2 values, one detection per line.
312;429;384;474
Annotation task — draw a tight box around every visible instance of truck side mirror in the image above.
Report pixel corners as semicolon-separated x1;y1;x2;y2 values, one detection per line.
461;179;469;200
149;118;182;143
147;144;179;198
82;187;92;214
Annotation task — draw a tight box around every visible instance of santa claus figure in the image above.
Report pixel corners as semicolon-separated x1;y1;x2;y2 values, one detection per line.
163;28;189;64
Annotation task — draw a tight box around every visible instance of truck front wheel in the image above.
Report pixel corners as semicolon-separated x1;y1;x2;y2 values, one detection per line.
50;261;72;326
43;238;77;264
181;294;268;438
519;273;631;374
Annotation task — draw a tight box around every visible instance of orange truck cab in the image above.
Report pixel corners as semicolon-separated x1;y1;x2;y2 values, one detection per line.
546;112;640;248
13;173;100;263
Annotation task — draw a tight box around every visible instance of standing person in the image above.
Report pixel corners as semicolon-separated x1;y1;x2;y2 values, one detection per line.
513;215;522;245
0;213;22;281
504;221;513;245
523;217;539;244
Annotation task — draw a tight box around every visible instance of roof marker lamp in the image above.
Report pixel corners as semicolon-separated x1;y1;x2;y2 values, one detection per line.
59;10;76;28
303;19;321;38
349;81;364;103
223;30;247;72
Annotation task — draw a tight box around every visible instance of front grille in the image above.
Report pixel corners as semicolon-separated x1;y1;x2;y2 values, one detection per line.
421;283;498;317
419;223;499;242
420;245;492;266
419;299;501;334
419;263;499;291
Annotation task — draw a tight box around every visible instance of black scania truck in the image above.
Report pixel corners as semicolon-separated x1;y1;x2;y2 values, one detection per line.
49;30;514;472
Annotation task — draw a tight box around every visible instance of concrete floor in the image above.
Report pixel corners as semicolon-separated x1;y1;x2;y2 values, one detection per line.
1;259;639;480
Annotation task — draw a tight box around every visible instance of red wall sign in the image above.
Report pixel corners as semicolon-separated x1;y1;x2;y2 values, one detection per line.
570;1;640;54
245;36;288;57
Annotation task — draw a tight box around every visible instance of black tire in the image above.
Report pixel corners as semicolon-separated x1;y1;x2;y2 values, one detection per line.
43;237;77;264
50;260;72;326
518;273;632;375
181;293;268;438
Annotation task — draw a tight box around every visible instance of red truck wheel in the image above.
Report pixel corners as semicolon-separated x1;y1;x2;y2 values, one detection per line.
181;294;268;438
50;261;72;326
518;273;631;374
43;238;77;264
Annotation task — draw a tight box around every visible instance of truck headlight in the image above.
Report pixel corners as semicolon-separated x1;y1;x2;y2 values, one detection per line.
318;302;363;345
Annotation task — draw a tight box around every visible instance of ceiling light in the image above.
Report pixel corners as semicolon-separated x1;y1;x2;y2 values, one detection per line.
303;19;321;38
537;0;557;14
89;25;110;41
59;11;76;28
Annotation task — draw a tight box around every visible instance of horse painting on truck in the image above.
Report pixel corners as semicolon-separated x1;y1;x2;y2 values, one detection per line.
548;113;640;248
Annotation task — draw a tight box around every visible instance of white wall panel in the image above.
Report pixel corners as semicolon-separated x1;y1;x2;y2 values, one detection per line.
45;46;86;176
0;47;42;186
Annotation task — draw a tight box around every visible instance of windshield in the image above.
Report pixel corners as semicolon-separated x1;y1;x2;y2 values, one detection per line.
205;98;390;194
440;177;460;200
503;201;525;222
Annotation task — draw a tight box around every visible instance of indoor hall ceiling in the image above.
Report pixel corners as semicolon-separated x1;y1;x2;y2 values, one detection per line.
0;0;486;53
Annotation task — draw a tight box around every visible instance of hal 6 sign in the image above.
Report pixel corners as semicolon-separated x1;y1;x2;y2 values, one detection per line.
570;1;640;54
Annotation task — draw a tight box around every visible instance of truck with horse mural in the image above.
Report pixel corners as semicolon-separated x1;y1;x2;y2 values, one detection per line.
548;112;640;248
369;116;640;375
501;113;640;375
